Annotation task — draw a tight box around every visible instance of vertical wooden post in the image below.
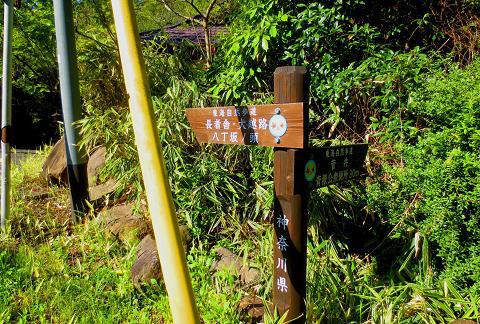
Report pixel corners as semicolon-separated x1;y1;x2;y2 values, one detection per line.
272;66;308;322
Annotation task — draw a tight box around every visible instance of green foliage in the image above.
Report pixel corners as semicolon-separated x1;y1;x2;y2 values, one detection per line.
209;1;438;141
328;48;431;141
187;247;243;322
134;0;180;31
286;1;381;91
2;151;480;322
142;39;201;96
210;0;291;103
367;57;480;292
73;1;128;114
284;2;438;141
79;63;274;240
133;0;241;31
306;239;480;322
10;1;57;97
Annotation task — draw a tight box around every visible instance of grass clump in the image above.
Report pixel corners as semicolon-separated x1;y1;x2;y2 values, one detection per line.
0;152;246;323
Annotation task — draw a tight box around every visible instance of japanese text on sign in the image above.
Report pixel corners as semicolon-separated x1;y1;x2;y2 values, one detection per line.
275;213;290;293
185;103;305;148
204;106;268;144
304;144;368;188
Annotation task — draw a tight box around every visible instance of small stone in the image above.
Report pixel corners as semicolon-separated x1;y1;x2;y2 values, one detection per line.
131;235;162;289
238;295;264;323
41;137;68;184
130;228;191;289
97;203;148;242
240;266;260;285
210;247;260;287
210;247;243;275
87;146;106;186
89;179;119;201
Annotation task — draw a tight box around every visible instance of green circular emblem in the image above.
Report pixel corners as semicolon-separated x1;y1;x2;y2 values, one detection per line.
304;160;317;182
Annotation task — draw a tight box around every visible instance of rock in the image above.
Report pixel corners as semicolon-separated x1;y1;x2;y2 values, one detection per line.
450;321;477;324
210;247;260;285
87;146;106;186
178;224;192;253
130;229;191;289
41;137;68;184
238;295;264;323
210;247;243;275
97;203;148;242
42;140;110;190
131;234;162;289
86;146;119;203
240;267;260;285
89;179;119;201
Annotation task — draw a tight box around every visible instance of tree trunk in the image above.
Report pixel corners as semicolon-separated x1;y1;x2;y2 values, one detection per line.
203;22;212;68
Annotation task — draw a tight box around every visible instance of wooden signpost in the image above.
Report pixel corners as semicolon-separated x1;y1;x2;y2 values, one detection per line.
186;66;369;323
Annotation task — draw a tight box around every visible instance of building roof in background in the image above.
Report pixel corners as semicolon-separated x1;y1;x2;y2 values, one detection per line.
140;26;227;45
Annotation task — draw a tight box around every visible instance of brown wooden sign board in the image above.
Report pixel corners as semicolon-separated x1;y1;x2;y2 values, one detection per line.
304;144;368;188
185;103;305;148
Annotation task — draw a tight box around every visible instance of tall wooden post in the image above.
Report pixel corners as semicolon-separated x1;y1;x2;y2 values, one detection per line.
272;66;308;322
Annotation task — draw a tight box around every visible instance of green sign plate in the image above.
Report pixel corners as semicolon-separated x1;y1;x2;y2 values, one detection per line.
304;144;368;188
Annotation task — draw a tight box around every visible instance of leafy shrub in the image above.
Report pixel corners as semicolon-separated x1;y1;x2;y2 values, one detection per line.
367;57;480;292
211;1;437;141
286;1;381;98
307;48;432;141
284;2;440;141
209;0;291;103
80;66;274;240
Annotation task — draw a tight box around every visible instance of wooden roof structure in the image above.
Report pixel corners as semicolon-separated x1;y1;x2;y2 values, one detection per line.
140;26;227;45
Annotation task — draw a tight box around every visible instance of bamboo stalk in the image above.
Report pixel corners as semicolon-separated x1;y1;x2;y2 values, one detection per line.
110;1;200;323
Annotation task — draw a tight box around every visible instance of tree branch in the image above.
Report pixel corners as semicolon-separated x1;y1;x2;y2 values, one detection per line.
205;0;219;20
160;0;203;25
184;0;204;18
92;0;117;45
75;27;116;50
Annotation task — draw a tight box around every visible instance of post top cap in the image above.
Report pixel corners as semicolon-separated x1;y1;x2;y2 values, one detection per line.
274;66;307;75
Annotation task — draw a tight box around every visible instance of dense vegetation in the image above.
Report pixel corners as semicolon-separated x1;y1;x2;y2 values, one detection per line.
1;0;480;322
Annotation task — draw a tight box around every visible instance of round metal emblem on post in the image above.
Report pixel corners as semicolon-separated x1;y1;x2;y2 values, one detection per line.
269;110;288;144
